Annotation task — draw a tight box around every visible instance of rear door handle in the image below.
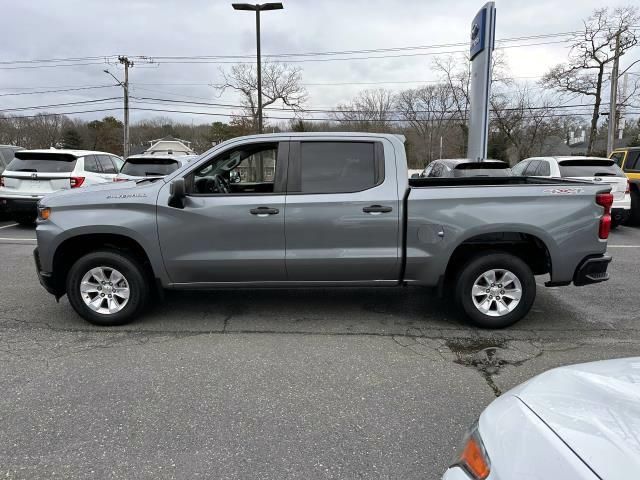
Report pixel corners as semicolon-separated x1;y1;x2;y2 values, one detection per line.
250;206;279;217
363;205;392;214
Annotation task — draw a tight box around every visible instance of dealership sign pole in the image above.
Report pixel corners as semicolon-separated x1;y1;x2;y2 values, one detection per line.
467;2;496;162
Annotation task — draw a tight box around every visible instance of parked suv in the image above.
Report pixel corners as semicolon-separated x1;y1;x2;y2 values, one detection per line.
116;153;198;182
610;146;640;224
514;156;631;227
0;149;123;224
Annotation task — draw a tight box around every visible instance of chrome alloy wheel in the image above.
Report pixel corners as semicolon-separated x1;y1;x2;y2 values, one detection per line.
471;269;522;317
80;266;130;315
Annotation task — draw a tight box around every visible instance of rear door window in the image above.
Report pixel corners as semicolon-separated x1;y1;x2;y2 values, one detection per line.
298;142;381;194
511;161;528;175
535;161;550;176
121;158;180;176
97;155;117;174
558;160;623;177
83;155;101;173
6;152;77;173
523;160;541;176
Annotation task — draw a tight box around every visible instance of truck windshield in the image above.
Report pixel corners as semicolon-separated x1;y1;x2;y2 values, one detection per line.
7;152;77;173
121;158;179;176
558;160;622;177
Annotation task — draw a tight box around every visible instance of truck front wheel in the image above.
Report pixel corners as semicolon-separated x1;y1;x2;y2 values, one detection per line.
455;253;536;329
66;250;149;326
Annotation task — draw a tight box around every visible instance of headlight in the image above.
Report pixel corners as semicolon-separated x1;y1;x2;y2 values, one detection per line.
37;206;51;221
452;422;491;479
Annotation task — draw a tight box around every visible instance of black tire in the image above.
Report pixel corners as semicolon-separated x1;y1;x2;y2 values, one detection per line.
66;250;149;326
455;252;536;329
14;214;36;226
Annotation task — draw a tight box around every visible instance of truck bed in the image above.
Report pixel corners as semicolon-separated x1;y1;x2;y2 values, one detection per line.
403;175;610;287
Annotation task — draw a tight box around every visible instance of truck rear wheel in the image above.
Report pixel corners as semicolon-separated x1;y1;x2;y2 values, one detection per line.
455;252;536;329
66;250;149;326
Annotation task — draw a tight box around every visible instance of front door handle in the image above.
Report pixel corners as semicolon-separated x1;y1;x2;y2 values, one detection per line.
363;205;392;214
250;206;280;217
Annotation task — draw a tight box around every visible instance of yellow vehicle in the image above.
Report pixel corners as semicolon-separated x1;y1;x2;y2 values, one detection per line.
610;146;640;224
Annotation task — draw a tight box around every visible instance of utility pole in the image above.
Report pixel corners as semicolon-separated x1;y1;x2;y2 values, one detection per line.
104;56;133;158
618;72;628;140
607;32;621;156
119;56;133;158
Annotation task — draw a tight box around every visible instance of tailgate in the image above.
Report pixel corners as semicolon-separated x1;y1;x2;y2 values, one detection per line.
2;151;77;195
3;172;71;194
572;176;626;201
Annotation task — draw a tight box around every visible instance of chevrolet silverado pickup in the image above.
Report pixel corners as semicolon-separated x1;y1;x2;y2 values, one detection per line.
34;133;613;328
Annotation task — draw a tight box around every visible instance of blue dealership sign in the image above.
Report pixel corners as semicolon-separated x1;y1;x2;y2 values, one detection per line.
469;7;486;60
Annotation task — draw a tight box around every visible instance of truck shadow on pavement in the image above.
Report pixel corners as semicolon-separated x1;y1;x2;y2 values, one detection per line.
128;284;586;337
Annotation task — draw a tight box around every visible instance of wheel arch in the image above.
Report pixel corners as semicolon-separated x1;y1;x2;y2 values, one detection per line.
50;233;158;296
442;231;552;292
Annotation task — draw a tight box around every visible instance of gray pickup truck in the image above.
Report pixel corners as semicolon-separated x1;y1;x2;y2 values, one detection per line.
34;133;612;328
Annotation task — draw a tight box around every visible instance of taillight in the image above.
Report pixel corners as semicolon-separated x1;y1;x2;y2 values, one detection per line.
596;192;613;239
70;176;85;188
114;178;127;182
0;176;4;187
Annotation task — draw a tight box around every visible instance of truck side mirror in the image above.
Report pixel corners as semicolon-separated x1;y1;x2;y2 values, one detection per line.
169;178;186;209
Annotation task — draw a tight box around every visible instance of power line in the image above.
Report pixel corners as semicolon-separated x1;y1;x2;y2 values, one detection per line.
130;95;602;115
0;85;118;97
0;97;122;113
0;107;122;120
0;29;616;68
0;61;108;71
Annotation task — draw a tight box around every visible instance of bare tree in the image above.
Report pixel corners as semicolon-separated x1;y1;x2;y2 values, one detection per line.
395;84;456;163
215;63;307;131
331;88;395;131
491;86;561;162
542;6;639;154
432;51;510;156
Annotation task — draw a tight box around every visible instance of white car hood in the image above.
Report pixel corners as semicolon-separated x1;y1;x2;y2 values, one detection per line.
511;357;640;480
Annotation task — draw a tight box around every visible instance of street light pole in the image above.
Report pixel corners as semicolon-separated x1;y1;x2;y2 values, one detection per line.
232;3;283;134
255;8;262;133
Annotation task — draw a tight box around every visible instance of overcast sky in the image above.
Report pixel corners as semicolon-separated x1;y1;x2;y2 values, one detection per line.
1;0;638;125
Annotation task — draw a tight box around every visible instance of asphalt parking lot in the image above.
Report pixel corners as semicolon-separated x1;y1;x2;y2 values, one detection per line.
1;220;640;479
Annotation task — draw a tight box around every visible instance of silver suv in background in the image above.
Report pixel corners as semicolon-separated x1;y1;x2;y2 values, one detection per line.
0;149;123;224
116;153;198;182
514;156;631;227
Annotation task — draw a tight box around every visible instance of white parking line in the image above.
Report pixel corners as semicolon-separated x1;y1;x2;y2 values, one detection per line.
608;245;640;248
0;223;18;230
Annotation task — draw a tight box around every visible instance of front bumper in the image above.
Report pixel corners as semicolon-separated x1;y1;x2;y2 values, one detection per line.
33;247;57;296
573;255;611;286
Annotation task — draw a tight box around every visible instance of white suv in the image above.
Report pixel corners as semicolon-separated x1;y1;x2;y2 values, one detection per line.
514;156;631;227
0;149;123;224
